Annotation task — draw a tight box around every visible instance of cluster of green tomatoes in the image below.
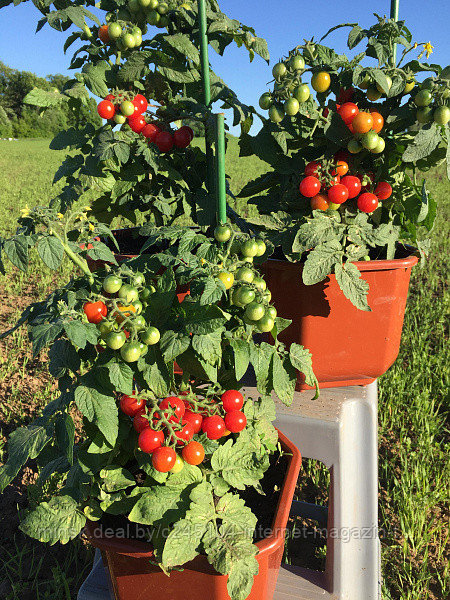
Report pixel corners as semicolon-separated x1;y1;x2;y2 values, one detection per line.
83;272;161;363
412;77;450;125
213;225;277;333
258;54;312;123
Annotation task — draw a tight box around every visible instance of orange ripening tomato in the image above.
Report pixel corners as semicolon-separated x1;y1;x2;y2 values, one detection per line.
98;24;110;43
114;303;137;323
369;110;384;133
310;194;330;211
352;112;374;134
335;161;349;177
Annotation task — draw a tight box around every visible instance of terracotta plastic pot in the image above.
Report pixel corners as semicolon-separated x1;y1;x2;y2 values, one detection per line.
83;429;301;600
261;249;418;390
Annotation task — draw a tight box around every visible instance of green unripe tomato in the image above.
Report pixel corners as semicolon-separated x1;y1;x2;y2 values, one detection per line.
120;100;135;116
235;267;254;283
268;105;285;123
361;131;380;150
118;284;139;303
403;79;415;94
257;315;275;333
284;97;300;116
367;87;382;101
433;105;450;125
108;22;123;39
157;14;169;27
114;114;127;124
156;2;168;14
272;62;287;80
245;302;265;322
147;10;160;25
293;83;310;103
267;306;277;320
252;277;267;292
120;342;142;363
141;326;160;345
416;107;433;123
121;32;135;48
131;300;143;315
328;201;341;210
348;139;362;154
234;286;256;306
98;320;114;336
358;74;371;90
370;137;385;154
288;55;305;71
259;93;272;110
376;75;392;94
138;342;148;357
132;25;142;34
442;89;450;100
133;33;142;46
132;272;145;287
106;331;126;350
128;0;140;12
421;77;435;90
263;290;272;302
241;240;259;258
133;315;147;331
255;239;266;257
414;89;433;107
103;275;122;294
140;286;155;301
214;223;232;242
138;0;152;6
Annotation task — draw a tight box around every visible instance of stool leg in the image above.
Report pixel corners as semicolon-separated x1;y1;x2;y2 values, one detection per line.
325;383;380;599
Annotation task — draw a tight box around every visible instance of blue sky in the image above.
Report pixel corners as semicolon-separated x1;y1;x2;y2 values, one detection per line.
1;0;449;131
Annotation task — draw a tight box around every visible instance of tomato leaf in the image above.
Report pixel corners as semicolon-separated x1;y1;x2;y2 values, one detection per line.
335;262;371;312
49;339;81;378
211;434;269;491
271;352;296;406
19;495;86;545
402;123;442;163
3;235;29;271
108;361;134;396
128;485;189;526
230;339;250;381
64;320;88;349
74;384;118;446
302;241;343;285
289;344;318;391
159;331;191;362
30;322;64;356
55;414;75;465
99;466;135;493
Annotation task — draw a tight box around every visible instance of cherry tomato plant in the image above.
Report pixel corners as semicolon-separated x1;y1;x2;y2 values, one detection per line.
240;16;450;311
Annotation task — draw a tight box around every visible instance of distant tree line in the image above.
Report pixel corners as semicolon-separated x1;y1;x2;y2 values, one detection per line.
0;61;101;138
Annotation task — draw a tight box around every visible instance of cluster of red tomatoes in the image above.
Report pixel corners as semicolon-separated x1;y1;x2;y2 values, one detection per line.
83;271;161;363
97;93;194;153
120;389;247;473
299;158;392;214
336;100;386;156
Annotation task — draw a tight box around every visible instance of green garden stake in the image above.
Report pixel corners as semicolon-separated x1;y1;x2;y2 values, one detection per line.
197;0;214;201
390;0;399;64
214;113;227;226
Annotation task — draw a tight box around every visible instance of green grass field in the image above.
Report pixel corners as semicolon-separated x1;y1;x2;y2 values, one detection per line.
0;138;448;600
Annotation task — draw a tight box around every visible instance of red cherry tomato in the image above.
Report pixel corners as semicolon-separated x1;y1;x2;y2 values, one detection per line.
183;410;203;434
323;107;329;117
98;25;110;44
155;131;174;153
174;420;194;444
133;94;148;115
221;390;244;412
159;396;185;423
304;161;320;177
224;411;247;433
138;428;164;453
310;193;330;211
299;176;321;198
374;181;392;200
83;301;107;324
133;412;150;433
105;94;115;102
357;193;379;213
152;446;177;472
340;175;362;199
337;102;359;125
142;123;161;142
128;115;147;133
327;183;349;205
182;441;205;466
202;415;226;440
120;393;145;417
173;127;193;149
97;100;115;120
335;161;349;177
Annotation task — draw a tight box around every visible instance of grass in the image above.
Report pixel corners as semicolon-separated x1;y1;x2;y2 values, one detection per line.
0;138;448;600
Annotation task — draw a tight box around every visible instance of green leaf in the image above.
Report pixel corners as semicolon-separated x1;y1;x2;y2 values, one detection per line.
64;320;88;349
230;339;250;381
402;124;442;163
99;466;135;493
24;87;66;108
249;342;274;396
108;361;134;395
271;352;296;406
3;235;29;271
293;213;345;253
159;65;200;84
0;424;52;492
159;331;191;362
289;344;318;390
55;414;75;465
211;437;269;491
30;322;64;356
75;385;118;446
302;241;343;286
129;486;185;526
183;303;229;335
163;34;200;64
36;236;64;270
20;495;86;545
335;262;370;312
49;339;80;378
192;330;223;366
81;61;112;98
86;241;118;265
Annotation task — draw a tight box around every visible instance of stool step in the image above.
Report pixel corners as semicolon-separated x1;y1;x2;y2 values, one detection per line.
274;565;338;600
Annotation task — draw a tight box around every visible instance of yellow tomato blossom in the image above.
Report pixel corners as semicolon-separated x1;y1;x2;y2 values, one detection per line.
20;205;30;218
57;213;64;220
413;42;418;49
424;42;434;58
83;206;92;212
88;223;95;231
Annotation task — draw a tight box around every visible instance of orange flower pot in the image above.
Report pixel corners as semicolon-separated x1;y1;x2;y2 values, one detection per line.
261;250;418;390
83;429;301;600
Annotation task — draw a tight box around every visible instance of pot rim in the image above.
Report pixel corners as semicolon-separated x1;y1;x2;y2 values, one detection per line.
83;429;302;560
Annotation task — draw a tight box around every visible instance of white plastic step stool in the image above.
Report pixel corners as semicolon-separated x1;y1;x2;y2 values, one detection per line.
78;382;381;600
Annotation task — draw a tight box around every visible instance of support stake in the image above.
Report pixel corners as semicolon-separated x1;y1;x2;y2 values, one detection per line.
390;0;399;65
214;113;227;226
